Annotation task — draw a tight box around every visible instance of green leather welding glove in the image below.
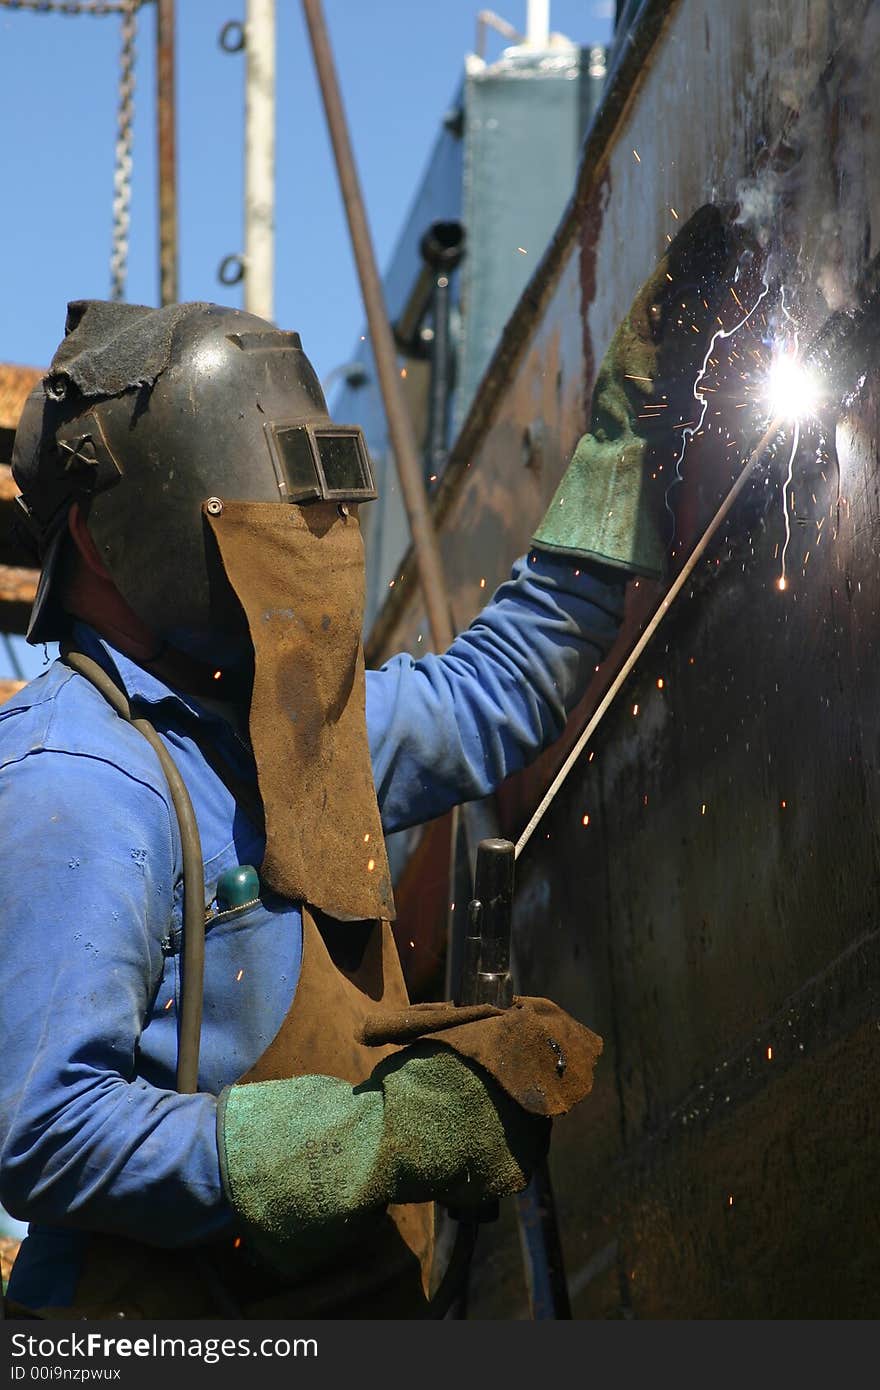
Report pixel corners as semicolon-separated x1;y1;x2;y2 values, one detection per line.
217;1042;549;1278
532;202;754;578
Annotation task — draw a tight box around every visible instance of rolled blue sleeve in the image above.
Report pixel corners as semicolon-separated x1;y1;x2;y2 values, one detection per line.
0;750;230;1248
367;551;625;833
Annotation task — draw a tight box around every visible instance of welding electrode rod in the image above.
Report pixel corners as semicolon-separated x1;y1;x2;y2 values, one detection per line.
301;0;454;653
516;414;784;860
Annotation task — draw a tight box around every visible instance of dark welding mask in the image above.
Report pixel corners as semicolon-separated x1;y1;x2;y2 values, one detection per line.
12;300;393;921
12;301;377;652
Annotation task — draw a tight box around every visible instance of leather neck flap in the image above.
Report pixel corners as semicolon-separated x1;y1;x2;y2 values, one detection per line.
206;500;393;922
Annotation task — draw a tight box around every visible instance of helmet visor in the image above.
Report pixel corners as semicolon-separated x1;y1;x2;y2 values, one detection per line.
264;421;377;504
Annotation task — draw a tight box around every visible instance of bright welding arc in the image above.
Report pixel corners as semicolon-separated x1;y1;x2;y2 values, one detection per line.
764;348;822;423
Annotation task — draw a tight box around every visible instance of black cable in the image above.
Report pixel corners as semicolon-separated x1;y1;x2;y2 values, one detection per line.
61;646;206;1094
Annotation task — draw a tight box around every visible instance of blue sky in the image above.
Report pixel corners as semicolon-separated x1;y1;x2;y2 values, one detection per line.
0;0;613;678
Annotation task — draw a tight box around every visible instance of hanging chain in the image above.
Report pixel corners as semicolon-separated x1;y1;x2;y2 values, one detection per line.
109;0;138;300
0;2;135;14
0;0;152;299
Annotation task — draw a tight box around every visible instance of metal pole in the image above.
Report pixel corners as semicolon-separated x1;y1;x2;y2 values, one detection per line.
245;0;276;321
526;0;550;47
156;0;178;306
300;0;454;653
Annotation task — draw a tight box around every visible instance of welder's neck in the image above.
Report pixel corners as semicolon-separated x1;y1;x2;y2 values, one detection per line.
142;644;253;720
62;551;252;717
62;551;164;665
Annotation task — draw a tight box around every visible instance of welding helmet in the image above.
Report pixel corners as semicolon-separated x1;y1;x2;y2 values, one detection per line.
12;300;376;657
12;300;392;923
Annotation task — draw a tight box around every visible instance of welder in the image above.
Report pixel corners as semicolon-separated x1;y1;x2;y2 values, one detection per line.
0;204;747;1318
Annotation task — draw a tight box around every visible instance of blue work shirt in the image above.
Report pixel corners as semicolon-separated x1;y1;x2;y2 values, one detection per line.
0;552;623;1309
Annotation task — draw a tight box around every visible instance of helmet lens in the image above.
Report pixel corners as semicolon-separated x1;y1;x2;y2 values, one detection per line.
316;432;372;494
273;425;321;500
266;422;377;504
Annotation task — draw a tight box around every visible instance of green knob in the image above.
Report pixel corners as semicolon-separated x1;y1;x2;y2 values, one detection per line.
215;864;260;911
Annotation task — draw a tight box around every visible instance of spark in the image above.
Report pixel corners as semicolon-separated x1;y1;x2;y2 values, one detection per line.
767;1046;773;1061
364;832;370;842
367;858;376;872
632;148;641;162
235;969;244;982
164;998;173;1011
656;678;664;689
665;279;771;533
516;246;527;254
632;703;639;716
670;206;679;219
212;670;222;681
400;368;407;378
728;1196;734;1208
701;803;707;815
479;577;486;588
779;421;800;591
582;814;590;826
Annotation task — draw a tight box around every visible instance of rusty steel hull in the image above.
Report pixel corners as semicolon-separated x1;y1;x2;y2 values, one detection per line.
499;382;880;1318
368;0;880;1317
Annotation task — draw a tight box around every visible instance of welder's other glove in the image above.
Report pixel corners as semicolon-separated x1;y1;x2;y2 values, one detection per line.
217;1043;549;1279
532;202;756;578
